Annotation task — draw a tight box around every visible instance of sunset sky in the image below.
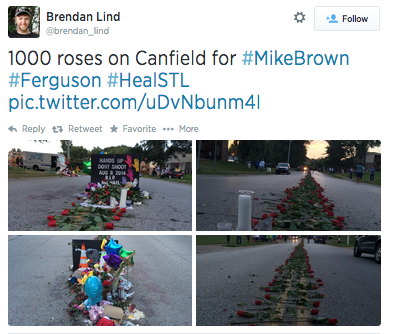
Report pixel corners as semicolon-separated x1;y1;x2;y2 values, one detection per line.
307;140;381;159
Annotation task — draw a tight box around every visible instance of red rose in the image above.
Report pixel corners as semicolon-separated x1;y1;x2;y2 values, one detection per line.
268;283;274;286
72;202;76;206
117;211;123;217
308;200;313;204
255;300;262;305
237;310;245;316
282;198;287;202
254;197;259;200
319;283;323;286
270;212;278;218
310;274;314;278
48;220;57;227
264;294;271;299
337;216;345;222
328;318;338;325
61;211;68;216
317;279;323;282
313;286;318;289
313;301;320;307
327;211;334;217
47;215;54;220
280;207;287;213
113;216;120;221
105;223;114;229
252;219;258;226
323;197;328;202
311;309;319;315
262;214;269;219
264;288;270;291
102;280;112;287
112;209;117;213
121;208;127;213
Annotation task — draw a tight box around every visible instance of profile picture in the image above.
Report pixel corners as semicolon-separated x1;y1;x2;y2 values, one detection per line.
8;6;40;38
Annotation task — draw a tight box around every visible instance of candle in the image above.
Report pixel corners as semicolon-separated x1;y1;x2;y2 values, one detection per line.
119;188;127;208
237;194;252;230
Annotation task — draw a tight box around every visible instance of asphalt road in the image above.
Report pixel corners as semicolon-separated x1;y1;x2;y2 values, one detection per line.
196;171;380;231
8;175;192;231
8;235;192;326
196;239;381;326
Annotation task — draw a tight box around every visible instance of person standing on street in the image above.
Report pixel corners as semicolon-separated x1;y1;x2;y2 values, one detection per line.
370;166;376;181
356;163;364;183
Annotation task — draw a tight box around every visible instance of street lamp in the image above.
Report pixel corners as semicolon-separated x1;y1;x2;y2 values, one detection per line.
287;140;292;164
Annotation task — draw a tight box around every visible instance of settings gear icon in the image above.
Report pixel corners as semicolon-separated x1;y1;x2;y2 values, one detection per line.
294;12;305;23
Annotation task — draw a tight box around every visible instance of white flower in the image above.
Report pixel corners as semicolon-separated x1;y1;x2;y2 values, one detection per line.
142;191;150;198
91;187;96;192
132;178;138;187
97;182;103;189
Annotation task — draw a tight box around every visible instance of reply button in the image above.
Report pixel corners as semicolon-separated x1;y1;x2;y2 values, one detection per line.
314;7;380;31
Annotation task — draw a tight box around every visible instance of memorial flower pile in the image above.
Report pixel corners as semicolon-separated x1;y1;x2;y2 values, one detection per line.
66;238;144;325
45;180;151;231
233;240;338;326
85;179;151;206
256;172;345;230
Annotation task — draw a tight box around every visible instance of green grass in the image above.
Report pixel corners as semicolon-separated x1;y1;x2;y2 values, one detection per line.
196;235;280;247
323;171;381;185
144;173;192;184
325;235;356;247
8;167;66;178
197;159;274;175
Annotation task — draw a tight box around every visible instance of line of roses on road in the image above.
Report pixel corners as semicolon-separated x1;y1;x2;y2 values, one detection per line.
254;172;345;230
234;240;338;326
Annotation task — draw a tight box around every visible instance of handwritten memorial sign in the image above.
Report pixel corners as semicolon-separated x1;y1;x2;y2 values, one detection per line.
90;154;140;186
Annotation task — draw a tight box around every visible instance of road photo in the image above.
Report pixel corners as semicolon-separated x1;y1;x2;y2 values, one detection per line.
8;235;192;326
8;140;192;231
196;140;381;231
196;235;380;326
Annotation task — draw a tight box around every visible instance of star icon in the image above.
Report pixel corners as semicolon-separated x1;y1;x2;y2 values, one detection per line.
110;125;118;133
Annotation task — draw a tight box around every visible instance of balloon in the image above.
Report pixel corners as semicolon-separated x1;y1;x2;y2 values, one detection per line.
120;248;135;265
101;239;107;250
85;276;103;306
104;238;122;255
103;253;123;269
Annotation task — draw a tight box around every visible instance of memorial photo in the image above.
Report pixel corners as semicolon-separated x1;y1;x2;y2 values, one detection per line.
196;140;381;231
8;139;192;231
9;234;192;326
196;235;380;326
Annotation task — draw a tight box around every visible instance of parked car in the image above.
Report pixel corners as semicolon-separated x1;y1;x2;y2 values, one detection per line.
353;235;381;263
275;163;291;174
161;170;184;179
314;236;326;244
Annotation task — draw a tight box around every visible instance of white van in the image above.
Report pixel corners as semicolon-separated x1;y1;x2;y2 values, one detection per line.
23;152;66;172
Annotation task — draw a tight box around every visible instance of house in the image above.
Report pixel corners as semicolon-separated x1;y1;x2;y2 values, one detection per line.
165;153;192;174
354;152;381;171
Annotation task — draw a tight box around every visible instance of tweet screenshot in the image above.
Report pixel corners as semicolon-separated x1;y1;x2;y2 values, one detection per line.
5;0;392;333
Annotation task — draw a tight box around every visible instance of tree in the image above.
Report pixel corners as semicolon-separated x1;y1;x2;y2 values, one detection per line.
325;140;381;169
141;140;192;167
